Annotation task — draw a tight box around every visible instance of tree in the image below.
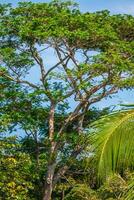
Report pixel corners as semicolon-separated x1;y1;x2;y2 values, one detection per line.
0;1;134;199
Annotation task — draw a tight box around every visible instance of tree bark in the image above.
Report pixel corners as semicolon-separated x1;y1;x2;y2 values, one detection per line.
43;162;56;200
43;102;56;200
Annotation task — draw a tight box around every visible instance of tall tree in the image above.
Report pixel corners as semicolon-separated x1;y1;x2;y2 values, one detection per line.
0;1;134;199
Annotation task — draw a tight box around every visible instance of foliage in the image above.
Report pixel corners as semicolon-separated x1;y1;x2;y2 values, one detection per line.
64;184;98;200
90;109;134;181
123;180;134;200
0;137;34;200
98;174;127;199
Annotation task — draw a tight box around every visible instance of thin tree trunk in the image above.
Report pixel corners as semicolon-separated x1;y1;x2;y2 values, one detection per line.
35;140;39;170
43;102;56;200
33;131;40;170
62;190;65;200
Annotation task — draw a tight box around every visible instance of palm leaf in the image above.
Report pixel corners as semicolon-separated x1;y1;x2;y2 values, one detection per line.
124;180;134;200
90;109;134;181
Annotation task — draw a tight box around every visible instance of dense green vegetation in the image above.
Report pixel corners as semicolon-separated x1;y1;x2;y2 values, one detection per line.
0;0;134;199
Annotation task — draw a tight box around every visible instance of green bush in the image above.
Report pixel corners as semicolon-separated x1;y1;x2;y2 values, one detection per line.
65;184;98;200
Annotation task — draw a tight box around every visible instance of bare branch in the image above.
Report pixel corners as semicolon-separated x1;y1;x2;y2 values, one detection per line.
29;46;46;83
55;46;82;100
89;86;118;104
2;73;39;89
38;44;52;53
16;79;39;89
62;89;75;100
44;55;69;79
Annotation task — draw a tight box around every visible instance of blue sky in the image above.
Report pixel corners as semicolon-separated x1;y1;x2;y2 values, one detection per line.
2;0;134;15
1;0;134;108
77;0;134;14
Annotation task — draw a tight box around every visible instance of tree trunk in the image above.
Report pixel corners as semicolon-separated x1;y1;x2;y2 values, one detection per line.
34;131;40;169
43;101;56;200
62;190;65;200
43;162;56;200
35;141;39;170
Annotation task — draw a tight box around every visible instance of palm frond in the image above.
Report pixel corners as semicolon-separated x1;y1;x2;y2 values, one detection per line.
123;180;134;200
90;109;134;181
